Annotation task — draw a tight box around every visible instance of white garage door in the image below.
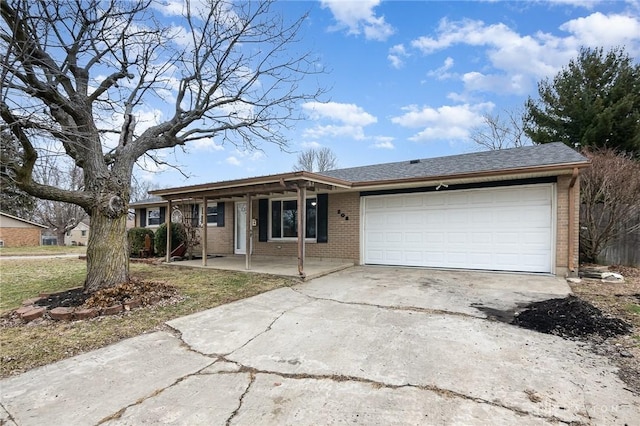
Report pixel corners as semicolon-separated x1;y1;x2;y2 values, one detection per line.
362;184;554;273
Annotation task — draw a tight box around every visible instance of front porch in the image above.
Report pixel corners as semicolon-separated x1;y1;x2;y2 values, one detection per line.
164;255;354;281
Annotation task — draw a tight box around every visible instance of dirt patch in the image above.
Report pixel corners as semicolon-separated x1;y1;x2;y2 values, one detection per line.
4;280;182;326
512;295;631;339
35;289;89;309
568;265;640;395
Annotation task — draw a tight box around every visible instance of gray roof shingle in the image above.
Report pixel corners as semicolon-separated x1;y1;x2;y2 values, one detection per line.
319;142;588;183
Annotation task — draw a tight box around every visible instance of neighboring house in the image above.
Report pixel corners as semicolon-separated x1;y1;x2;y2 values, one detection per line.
131;143;589;277
0;212;48;247
64;220;90;246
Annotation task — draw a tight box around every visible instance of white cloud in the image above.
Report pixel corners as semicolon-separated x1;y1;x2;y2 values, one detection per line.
409;13;640;96
302;101;377;141
388;44;409;69
320;0;394;41
370;136;395;149
226;156;241;166
560;12;640;50
301;141;322;149
303;124;367;141
191;139;225;151
303;101;377;126
427;57;455;80
391;102;494;142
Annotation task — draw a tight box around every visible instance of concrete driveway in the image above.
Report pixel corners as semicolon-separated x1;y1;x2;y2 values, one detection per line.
1;267;638;425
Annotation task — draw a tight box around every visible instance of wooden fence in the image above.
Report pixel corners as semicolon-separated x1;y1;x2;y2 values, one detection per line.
598;223;640;267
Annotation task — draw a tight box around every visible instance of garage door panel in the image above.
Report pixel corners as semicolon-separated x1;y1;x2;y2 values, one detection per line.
363;185;553;273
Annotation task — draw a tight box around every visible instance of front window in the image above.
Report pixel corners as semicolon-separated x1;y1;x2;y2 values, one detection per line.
271;198;316;239
81;230;87;237
206;203;218;225
147;208;160;226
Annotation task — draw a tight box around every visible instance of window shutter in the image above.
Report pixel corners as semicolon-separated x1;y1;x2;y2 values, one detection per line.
258;199;268;242
140;208;146;227
217;202;225;227
271;200;281;238
159;206;166;224
317;193;328;243
191;204;199;227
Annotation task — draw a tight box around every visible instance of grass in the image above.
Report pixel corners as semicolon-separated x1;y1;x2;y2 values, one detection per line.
626;304;640;315
0;245;87;256
0;258;295;377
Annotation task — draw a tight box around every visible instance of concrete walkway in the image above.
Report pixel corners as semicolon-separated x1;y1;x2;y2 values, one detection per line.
1;267;638;425
166;255;354;280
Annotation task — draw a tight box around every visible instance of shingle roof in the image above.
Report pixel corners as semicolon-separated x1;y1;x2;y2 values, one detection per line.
319;142;588;183
129;195;164;206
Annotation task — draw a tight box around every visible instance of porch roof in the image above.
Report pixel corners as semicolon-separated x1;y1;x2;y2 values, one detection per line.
149;171;352;201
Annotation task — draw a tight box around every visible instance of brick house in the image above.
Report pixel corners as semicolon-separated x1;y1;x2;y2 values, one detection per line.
131;143;589;277
0;212;48;247
63;220;90;246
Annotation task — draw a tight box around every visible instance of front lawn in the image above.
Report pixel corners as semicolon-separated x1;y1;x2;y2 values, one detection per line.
0;258;295;377
0;245;87;257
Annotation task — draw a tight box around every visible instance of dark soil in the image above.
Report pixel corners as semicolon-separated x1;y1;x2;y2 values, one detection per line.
35;288;89;309
512;295;632;339
32;280;179;311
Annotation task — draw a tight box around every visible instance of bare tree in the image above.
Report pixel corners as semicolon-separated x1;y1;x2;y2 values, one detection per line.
129;176;159;204
0;131;36;219
580;149;640;263
1;0;324;291
33;158;87;246
470;109;531;151
293;147;338;172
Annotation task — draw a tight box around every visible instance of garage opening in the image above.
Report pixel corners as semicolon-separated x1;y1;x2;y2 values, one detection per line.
362;184;554;273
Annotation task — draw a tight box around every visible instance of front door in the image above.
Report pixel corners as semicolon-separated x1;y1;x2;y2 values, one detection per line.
235;201;247;254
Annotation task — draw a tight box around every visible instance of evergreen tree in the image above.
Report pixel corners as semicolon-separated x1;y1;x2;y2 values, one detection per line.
525;47;640;157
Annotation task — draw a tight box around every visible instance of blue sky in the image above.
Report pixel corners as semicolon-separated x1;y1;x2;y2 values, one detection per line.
143;0;640;188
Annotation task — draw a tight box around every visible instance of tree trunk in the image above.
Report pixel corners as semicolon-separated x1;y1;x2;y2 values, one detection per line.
84;210;129;293
56;230;66;246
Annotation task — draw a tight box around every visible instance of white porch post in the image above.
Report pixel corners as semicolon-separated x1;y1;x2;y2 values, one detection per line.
297;185;306;279
202;196;208;266
165;199;172;263
245;194;252;270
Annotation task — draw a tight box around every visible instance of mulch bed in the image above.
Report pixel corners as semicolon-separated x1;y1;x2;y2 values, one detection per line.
512;295;632;339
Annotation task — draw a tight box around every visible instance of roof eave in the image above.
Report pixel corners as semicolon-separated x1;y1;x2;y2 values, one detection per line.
149;171;352;199
350;162;590;188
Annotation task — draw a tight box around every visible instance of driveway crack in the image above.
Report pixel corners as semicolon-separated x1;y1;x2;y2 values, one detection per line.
225;372;255;426
0;402;17;425
215;359;582;425
291;287;481;320
95;362;217;425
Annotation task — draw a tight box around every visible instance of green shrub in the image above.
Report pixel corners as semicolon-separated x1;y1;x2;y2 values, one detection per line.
127;228;155;258
154;222;186;257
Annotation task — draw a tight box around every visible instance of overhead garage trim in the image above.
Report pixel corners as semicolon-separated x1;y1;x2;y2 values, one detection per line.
360;183;556;274
360;176;557;197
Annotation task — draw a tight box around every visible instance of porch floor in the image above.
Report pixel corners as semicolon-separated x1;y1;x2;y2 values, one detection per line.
163;255;354;280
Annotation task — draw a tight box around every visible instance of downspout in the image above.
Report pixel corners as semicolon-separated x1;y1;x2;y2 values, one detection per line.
166;200;172;263
202;196;208;266
297;185;306;279
567;168;579;275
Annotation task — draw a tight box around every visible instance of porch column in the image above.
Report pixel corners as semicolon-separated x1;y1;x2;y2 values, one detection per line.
202;196;208;266
245;193;252;270
297;185;306;279
165;199;172;263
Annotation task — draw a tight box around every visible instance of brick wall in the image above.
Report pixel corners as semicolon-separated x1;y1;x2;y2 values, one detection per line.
252;192;360;262
555;175;580;276
201;202;234;255
0;227;42;247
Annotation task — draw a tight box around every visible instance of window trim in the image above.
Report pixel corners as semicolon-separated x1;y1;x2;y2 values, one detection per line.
203;202;219;227
268;196;317;241
147;207;161;227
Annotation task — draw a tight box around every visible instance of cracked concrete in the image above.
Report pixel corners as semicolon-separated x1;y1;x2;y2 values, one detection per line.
1;266;638;425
